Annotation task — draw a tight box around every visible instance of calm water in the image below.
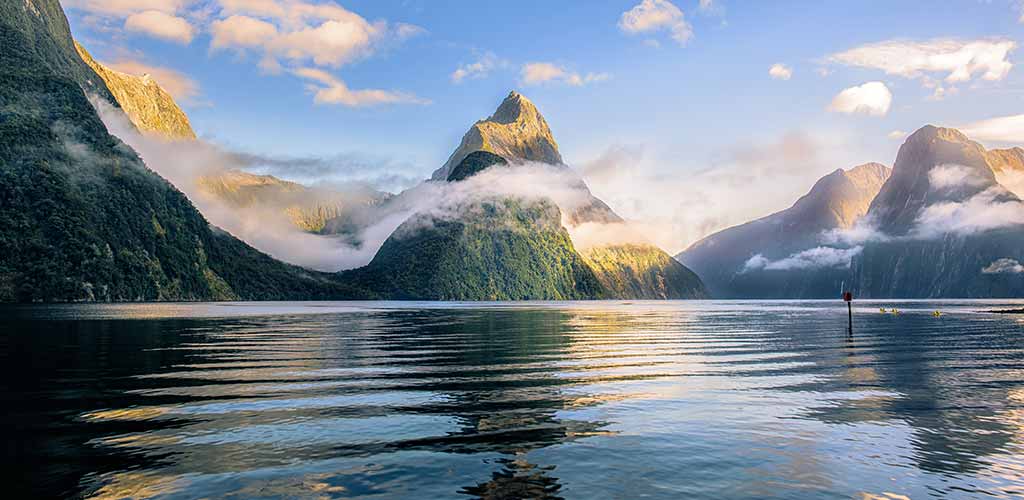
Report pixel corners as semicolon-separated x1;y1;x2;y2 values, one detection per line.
3;300;1024;499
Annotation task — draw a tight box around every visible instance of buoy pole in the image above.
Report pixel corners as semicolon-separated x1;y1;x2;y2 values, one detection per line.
843;291;853;335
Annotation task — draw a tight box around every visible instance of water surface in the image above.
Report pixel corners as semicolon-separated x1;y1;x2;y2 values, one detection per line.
3;300;1024;499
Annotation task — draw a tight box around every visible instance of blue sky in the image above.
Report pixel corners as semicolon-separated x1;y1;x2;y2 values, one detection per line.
63;0;1024;251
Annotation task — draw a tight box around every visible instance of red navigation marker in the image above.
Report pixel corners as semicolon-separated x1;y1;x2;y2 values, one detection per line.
843;292;853;302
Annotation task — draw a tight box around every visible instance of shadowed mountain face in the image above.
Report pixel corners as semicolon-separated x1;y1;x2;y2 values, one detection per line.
0;0;361;301
850;126;1024;298
431;91;563;181
74;41;195;140
678;163;890;298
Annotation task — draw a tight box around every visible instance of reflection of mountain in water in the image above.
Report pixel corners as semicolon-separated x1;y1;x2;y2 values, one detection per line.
776;313;1023;476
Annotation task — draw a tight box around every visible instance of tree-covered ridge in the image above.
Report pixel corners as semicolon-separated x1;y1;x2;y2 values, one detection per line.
582;244;709;299
0;0;362;301
343;198;605;300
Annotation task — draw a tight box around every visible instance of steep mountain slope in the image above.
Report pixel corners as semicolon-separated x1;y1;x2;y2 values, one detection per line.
678;163;890;298
343;197;605;300
985;146;1024;197
74;41;195;140
0;0;361;301
431;91;563;181
353;91;706;300
850;126;1024;298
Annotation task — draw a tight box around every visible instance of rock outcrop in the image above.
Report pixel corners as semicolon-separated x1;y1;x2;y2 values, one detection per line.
431;91;563;181
849;126;1024;297
74;41;196;140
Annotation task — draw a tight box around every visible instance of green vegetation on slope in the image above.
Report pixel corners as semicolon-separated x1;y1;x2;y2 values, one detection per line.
582;244;708;299
0;0;362;301
447;151;508;182
344;198;605;300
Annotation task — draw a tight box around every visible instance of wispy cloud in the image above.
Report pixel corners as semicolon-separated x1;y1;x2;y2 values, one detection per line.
520;62;610;87
960;113;1024;143
826;38;1016;98
827;81;891;116
743;246;863;272
292;68;429;107
451;52;505;83
619;0;693;46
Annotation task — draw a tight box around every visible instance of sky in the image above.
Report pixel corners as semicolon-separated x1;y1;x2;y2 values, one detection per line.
62;0;1024;253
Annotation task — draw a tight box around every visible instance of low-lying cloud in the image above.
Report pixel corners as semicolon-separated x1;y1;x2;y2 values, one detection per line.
90;96;420;271
743;246;863;272
982;258;1024;274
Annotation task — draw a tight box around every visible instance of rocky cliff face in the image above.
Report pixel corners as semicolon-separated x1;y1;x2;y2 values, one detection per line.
849;126;1024;298
74;41;196;140
678;163;891;298
431;91;563;181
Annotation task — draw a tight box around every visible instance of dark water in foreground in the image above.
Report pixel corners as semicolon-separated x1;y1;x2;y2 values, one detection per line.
3;301;1024;499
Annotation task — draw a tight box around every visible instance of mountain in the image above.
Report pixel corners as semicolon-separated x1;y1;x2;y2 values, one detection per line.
678;163;890;298
196;170;387;233
74;41;195;140
849;126;1024;297
430;91;563;181
350;91;707;299
0;0;361;301
343;197;605;300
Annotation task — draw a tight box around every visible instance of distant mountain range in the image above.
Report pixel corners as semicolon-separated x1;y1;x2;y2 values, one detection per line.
678;163;890;298
680;126;1024;298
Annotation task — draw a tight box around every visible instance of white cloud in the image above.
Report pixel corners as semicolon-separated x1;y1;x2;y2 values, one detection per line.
743;246;863;272
768;63;792;80
292;68;429;107
912;186;1024;238
888;130;906;139
210;15;278;49
520;62;609;87
983;258;1024;274
619;0;693;46
451;52;503;83
827;81;892;116
104;59;201;103
960;113;1024;143
828;38;1016;84
928;164;989;190
124;10;196;44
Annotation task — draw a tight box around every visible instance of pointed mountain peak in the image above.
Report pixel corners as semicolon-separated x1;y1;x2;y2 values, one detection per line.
488;90;535;124
431;90;563;180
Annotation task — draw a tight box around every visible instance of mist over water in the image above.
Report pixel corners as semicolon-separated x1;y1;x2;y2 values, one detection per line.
3;301;1024;498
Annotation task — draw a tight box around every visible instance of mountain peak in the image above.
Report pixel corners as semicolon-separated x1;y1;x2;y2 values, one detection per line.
488;90;533;124
906;125;971;145
431;91;563;180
